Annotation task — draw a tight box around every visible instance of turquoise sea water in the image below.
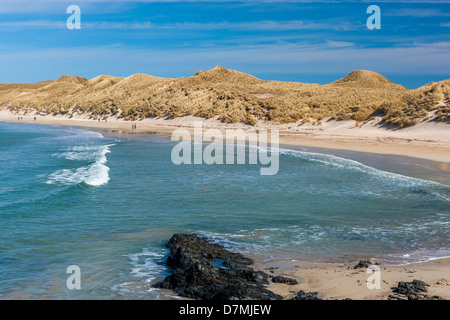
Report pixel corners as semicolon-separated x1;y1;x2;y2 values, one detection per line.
0;122;449;299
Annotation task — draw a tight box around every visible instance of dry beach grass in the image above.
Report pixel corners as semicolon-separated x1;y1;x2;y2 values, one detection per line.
1;66;449;128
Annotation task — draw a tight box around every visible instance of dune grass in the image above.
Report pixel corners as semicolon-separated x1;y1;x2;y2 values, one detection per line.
1;66;449;128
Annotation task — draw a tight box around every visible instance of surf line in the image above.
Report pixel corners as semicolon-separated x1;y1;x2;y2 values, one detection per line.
170;121;279;176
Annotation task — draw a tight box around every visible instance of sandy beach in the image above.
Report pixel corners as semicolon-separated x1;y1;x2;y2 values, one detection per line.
252;257;450;300
1;110;449;163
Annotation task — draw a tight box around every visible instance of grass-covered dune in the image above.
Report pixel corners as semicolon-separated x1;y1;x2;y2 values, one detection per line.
1;66;449;128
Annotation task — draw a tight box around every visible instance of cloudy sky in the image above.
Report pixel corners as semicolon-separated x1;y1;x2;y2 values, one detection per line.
0;0;449;88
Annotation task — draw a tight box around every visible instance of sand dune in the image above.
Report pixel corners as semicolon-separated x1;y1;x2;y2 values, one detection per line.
0;66;448;127
330;70;404;89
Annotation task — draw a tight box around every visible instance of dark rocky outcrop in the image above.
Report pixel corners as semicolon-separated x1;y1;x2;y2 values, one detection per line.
153;233;283;300
353;260;379;269
291;290;321;300
271;275;299;285
388;280;445;300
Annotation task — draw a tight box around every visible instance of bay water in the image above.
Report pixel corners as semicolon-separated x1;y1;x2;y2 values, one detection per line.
0;122;449;299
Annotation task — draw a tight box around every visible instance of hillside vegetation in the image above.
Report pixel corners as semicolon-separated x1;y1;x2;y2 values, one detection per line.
1;66;449;127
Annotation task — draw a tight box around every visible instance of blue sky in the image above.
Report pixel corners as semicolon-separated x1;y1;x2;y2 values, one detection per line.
0;1;449;88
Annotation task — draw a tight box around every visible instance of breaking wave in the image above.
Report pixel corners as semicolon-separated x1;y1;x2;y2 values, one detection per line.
46;144;114;187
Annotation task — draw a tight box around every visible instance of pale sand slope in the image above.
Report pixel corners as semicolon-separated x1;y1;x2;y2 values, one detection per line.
1;110;449;163
252;258;450;300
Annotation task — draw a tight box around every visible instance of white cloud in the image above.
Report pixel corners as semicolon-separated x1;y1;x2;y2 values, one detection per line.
153;20;357;31
385;8;450;17
0;20;66;29
0;19;355;31
84;21;153;29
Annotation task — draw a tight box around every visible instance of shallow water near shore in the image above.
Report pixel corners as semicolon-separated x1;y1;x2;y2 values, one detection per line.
0;122;449;299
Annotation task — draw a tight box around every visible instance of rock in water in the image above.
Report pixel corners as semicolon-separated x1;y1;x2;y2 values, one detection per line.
153;233;283;300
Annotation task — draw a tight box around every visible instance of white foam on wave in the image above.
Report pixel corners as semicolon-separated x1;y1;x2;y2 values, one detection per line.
57;145;109;162
111;247;172;299
385;249;450;266
46;144;114;187
279;148;417;181
270;147;450;200
51;127;105;141
127;248;166;280
197;218;450;264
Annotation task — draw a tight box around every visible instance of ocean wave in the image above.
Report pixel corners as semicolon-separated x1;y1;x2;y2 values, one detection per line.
50;127;104;142
196;219;450;265
46;144;114;187
111;247;170;298
279;148;420;181
272;147;450;200
127;248;167;279
56;145;112;162
383;248;450;266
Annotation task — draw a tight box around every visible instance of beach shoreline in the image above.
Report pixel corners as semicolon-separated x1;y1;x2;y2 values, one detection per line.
1;110;449;163
239;244;450;300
